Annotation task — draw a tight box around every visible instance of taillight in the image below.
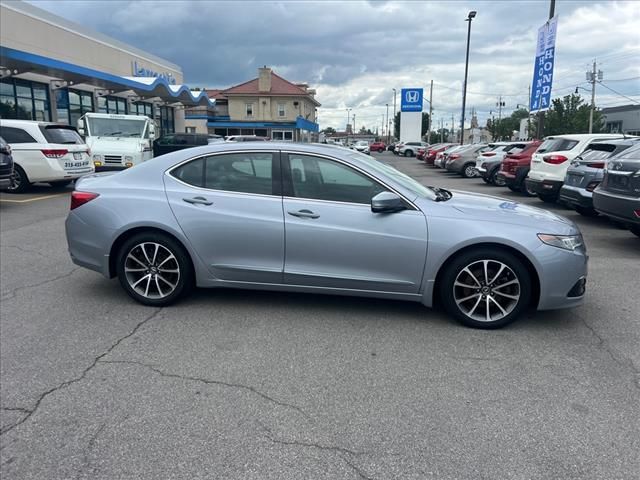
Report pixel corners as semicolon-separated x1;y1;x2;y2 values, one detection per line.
634;209;640;218
70;191;99;210
449;154;460;159
482;152;496;157
543;154;568;164
586;162;605;169
41;149;68;159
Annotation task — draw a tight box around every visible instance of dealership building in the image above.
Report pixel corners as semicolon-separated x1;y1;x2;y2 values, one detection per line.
0;0;214;136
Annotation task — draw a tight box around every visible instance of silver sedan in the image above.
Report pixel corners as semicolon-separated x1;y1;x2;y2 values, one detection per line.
66;143;588;328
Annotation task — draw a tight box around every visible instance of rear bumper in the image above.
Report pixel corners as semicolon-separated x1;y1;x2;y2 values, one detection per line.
65;211;112;277
593;189;640;225
559;185;593;209
525;177;563;196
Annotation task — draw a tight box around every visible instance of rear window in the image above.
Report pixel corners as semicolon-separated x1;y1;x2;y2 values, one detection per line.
611;142;640;160
39;126;84;144
578;149;615;161
537;138;579;153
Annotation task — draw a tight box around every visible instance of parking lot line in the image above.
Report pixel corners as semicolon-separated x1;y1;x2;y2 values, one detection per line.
0;193;69;203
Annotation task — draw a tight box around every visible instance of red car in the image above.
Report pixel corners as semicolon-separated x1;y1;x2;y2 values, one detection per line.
369;141;386;153
424;143;454;165
416;146;428;160
496;140;543;195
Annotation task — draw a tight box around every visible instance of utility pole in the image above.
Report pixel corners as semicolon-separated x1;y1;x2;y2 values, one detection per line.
536;0;555;139
353;114;356;135
428;80;433;143
451;113;455;143
586;60;602;134
440;118;444;143
527;84;532;139
385;104;389;143
392;89;397;139
496;96;505;140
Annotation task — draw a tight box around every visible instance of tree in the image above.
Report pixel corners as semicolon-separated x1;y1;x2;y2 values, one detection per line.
393;112;430;139
322;126;336;135
487;108;529;141
542;94;604;136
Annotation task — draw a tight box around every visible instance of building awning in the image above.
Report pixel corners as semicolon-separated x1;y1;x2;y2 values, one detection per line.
0;46;214;107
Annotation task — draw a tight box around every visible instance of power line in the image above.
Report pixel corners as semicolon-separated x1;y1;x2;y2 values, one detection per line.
598;82;640;104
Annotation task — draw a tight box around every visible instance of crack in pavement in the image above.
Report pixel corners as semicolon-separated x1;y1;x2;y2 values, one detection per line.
74;422;106;480
0;267;82;302
0;244;49;260
0;308;162;436
97;359;310;419
1;407;31;414
576;312;640;391
257;422;375;479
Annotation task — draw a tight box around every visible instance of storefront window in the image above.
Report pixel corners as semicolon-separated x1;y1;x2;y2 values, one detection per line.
0;78;51;121
159;106;175;136
272;130;293;141
131;102;154;118
98;96;127;114
55;88;94;126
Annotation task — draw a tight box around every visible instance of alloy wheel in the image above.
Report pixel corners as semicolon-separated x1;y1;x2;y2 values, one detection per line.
464;164;477;178
453;259;521;322
124;242;181;299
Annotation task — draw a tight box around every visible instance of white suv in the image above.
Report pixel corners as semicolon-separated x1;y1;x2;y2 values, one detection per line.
0;120;93;193
399;141;429;157
525;133;627;202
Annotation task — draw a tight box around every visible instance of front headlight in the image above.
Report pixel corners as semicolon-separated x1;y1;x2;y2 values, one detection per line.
92;154;102;161
537;233;583;251
124;155;134;161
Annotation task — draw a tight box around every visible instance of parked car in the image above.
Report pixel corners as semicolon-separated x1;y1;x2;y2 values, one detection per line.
496;140;543;195
393;142;405;155
559;138;639;216
369;141;386;153
153;133;224;157
593;142;640;237
425;143;455;166
416;146;428;161
434;145;465;168
399;141;429;157
351;140;370;154
387;142;399;152
225;135;269;142
445;144;490;178
525;133;627;203
66;143;588;329
0;136;14;190
476;142;529;185
0;119;93;193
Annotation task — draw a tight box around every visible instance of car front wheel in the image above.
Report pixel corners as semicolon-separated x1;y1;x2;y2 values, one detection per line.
116;232;193;306
404;150;413;157
440;248;531;329
462;163;477;178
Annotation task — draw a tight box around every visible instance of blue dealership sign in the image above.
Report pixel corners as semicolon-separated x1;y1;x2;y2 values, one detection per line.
529;16;558;113
401;88;423;112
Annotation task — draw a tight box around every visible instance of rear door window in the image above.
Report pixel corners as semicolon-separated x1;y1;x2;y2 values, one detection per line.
204;153;274;195
0;126;37;143
39;125;84;144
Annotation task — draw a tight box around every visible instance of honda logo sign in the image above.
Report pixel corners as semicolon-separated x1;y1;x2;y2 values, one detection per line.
401;88;423;112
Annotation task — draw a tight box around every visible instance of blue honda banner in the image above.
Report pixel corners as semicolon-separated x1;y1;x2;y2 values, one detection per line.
529;16;558;113
400;88;423;112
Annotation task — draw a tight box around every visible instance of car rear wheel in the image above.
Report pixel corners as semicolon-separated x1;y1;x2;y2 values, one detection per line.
440;248;531;329
462;163;477;178
575;206;599;217
628;225;640;238
117;232;193;306
507;185;520;193
404;150;413;157
6;164;29;193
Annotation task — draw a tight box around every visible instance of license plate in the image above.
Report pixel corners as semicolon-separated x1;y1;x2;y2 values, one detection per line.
73;152;82;160
64;160;89;169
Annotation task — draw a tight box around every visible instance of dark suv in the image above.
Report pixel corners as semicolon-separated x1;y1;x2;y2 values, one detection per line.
153;133;224;157
593;142;640;237
0;136;14;190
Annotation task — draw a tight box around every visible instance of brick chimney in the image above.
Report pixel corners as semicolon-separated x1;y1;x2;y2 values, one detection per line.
258;66;272;92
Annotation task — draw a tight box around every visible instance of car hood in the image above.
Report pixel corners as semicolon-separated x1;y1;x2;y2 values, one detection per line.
443;190;578;233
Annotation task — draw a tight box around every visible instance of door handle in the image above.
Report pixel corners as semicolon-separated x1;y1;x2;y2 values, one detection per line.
287;209;320;219
183;196;213;206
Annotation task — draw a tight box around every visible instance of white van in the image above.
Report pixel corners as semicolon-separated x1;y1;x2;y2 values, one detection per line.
525;133;628;202
78;113;156;171
0;119;93;193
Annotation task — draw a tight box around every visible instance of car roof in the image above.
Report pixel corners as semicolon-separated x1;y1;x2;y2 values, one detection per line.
0;119;69;127
545;133;628;140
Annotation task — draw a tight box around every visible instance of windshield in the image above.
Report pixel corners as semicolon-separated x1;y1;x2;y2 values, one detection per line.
356;141;368;146
346;151;436;200
87;117;147;138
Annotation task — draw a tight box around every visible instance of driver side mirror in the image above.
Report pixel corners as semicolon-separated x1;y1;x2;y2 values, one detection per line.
148;123;156;139
77;118;85;136
371;191;406;213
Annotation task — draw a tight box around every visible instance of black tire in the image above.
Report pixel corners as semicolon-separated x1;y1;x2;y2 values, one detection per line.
508;185;520;193
404;150;413;157
439;248;532;329
6;164;30;193
522;180;536;197
116;231;194;306
492;168;506;186
378;148;384;153
538;193;558;203
461;163;477;178
481;176;492;184
575;206;599;217
49;180;72;188
630;225;640;238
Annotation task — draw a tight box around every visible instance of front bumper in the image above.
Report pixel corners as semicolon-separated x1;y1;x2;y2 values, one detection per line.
559;185;593;209
593;189;640;225
536;242;589;310
525;177;563;196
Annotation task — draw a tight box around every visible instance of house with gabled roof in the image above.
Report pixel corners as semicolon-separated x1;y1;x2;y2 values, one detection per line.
185;66;321;142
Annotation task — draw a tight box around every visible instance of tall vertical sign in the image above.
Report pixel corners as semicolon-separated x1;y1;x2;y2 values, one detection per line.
529;16;558;113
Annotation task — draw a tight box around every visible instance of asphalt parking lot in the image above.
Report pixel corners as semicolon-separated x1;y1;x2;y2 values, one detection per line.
1;152;638;479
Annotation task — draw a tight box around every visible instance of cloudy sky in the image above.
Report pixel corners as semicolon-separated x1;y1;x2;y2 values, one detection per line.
29;0;640;132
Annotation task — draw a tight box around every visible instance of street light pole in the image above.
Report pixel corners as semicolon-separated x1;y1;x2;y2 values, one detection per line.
385;103;390;144
460;10;476;145
392;88;397;140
